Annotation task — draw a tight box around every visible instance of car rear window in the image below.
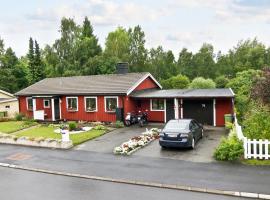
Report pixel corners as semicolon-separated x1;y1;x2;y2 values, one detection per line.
164;120;189;131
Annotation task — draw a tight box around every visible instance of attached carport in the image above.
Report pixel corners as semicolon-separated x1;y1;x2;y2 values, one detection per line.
130;88;235;126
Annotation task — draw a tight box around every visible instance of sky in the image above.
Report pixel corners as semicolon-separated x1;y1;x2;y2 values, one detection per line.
1;0;270;57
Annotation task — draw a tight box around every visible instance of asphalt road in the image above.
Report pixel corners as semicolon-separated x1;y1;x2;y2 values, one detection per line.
0;144;269;195
0;167;251;200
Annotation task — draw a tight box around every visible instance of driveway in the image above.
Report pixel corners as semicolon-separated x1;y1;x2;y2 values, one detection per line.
75;124;226;163
74;124;162;153
134;126;227;163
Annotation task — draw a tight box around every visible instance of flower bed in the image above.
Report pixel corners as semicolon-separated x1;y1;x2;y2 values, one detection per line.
114;128;160;155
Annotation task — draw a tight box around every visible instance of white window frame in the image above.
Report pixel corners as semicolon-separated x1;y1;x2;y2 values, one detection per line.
66;97;78;112
26;97;33;111
84;97;98;112
43;99;50;108
150;99;165;111
104;96;118;113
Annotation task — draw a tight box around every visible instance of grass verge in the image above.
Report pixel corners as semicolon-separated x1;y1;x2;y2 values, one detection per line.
0;121;37;133
242;159;270;166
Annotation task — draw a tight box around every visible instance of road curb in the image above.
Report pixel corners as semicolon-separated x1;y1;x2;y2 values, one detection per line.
0;162;269;199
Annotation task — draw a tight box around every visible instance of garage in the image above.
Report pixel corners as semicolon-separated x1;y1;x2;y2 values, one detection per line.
131;88;235;126
183;99;213;125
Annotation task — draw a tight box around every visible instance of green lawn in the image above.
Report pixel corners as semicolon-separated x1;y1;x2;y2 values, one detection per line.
242;159;270;166
0;121;37;133
15;126;106;146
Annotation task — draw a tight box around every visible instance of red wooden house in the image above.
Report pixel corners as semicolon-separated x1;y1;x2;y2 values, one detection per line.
15;63;234;126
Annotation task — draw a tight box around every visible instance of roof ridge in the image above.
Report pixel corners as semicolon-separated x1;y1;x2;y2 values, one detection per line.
44;72;149;80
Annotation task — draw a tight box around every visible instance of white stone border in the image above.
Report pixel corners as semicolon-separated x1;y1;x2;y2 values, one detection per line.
0;135;72;149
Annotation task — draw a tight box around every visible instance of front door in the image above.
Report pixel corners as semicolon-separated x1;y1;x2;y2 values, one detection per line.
166;99;175;122
54;98;60;120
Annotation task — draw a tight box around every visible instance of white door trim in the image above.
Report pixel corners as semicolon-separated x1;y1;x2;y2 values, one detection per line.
164;99;166;123
51;98;55;121
213;98;216;126
174;98;179;119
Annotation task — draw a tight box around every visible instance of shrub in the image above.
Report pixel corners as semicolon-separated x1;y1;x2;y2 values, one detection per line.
161;74;190;89
243;104;270;140
189;77;216;89
68;122;77;131
93;125;107;130
214;133;243;161
15;113;24;121
215;75;229;88
114;121;124;128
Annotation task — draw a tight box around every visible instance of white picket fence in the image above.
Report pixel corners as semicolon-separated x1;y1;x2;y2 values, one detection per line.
234;116;270;160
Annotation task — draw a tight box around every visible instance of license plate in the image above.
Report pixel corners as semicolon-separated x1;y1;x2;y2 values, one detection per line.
168;134;178;138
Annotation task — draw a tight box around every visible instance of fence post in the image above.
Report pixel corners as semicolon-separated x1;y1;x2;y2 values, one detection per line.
259;139;263;159
266;141;269;160
244;137;248;159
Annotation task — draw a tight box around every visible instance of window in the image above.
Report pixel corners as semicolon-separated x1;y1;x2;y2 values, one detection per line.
85;97;97;112
5;105;10;109
43;99;50;108
26;97;33;111
66;97;78;111
151;99;164;111
105;97;118;112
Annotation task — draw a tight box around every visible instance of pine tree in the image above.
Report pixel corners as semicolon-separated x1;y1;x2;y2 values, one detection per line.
82;17;94;38
28;37;36;84
34;40;44;81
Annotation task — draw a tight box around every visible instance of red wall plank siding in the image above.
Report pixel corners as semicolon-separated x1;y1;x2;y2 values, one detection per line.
60;95;124;122
140;99;164;122
216;98;234;126
19;97;52;119
134;77;159;91
19;96;33;117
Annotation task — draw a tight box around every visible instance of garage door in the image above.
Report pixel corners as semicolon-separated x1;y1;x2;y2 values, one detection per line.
183;99;213;125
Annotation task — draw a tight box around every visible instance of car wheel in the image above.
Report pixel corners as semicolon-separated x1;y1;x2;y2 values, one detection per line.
191;138;195;149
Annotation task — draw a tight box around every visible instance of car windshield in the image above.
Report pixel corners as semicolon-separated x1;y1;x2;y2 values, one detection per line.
164;120;189;131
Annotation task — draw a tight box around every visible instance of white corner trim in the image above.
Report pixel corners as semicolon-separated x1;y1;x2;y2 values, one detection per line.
229;88;235;96
104;96;118;112
150;99;165;111
126;73;162;95
84;96;98;112
213;98;216;126
66;96;78;112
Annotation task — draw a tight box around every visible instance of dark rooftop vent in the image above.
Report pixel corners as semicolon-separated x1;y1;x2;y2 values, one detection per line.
116;62;129;74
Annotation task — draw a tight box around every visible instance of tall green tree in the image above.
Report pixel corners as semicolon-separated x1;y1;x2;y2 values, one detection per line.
34;40;45;81
75;17;102;73
104;27;130;61
27;37;36;84
128;25;148;72
192;43;216;79
177;48;193;77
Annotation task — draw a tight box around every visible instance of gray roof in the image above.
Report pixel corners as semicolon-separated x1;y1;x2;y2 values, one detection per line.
15;72;152;96
131;88;234;98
